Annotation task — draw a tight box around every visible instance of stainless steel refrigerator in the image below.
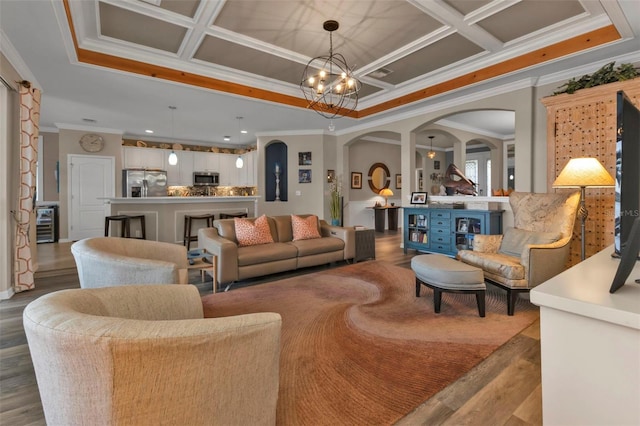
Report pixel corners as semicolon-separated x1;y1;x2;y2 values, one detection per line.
122;169;168;197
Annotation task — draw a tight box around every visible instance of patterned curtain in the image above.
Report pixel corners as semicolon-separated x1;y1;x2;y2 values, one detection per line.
14;83;41;293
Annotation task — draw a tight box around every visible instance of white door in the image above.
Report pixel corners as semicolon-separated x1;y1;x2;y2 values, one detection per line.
68;155;115;241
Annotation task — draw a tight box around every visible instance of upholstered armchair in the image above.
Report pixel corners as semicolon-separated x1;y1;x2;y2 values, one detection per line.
23;284;282;426
71;237;189;288
457;191;581;315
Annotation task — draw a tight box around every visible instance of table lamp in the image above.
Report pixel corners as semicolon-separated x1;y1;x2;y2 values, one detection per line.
552;157;615;260
379;188;394;206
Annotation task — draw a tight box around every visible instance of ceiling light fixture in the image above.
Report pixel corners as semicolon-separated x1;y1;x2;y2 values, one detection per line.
300;20;361;122
168;106;178;166
236;116;244;169
427;136;436;159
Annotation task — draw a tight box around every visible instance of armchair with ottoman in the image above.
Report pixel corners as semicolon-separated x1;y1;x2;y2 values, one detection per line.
198;214;355;285
457;191;581;315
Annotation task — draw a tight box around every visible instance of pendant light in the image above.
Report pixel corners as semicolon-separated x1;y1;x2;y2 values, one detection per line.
427;136;436;159
235;116;244;168
168;106;178;166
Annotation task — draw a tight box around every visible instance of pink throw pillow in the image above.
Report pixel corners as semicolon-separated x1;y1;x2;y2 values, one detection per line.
234;215;274;247
291;215;321;241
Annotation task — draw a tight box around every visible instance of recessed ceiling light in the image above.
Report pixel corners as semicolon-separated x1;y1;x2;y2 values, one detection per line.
145;129;154;134
223;136;231;141
241;130;248;134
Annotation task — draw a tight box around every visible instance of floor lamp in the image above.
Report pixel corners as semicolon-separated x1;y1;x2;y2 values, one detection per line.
552;157;615;261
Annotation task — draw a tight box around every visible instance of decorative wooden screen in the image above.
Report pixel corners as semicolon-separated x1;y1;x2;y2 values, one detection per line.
542;78;640;266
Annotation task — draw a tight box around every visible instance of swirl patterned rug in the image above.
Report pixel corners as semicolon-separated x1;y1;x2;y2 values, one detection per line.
201;260;539;426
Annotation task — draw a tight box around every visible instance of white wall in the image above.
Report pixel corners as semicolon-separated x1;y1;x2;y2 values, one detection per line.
256;133;329;220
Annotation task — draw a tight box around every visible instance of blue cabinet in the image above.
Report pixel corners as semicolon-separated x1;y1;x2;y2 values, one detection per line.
404;207;503;257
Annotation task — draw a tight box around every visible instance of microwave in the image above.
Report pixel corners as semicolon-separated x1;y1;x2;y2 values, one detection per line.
193;171;219;186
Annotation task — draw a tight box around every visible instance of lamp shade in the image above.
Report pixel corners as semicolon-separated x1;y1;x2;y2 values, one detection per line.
552;157;614;188
379;188;394;197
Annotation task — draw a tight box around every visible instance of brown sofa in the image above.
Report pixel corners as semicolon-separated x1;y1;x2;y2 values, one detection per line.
198;215;355;285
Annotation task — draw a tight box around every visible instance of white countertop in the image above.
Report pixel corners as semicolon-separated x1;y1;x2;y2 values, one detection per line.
103;196;259;204
530;245;640;330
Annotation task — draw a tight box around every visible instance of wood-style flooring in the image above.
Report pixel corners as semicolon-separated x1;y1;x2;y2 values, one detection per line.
0;233;542;425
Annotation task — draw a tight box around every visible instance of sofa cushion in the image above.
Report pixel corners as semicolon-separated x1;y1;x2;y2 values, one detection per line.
237;243;298;266
235;215;275;247
291;215;321;241
498;227;562;258
289;237;344;257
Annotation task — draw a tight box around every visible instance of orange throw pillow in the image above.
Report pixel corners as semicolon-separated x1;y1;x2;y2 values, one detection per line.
234;215;274;247
291;215;321;241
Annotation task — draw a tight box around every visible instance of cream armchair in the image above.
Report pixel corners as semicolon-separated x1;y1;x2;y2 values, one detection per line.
23;284;282;426
71;237;189;288
457;191;580;315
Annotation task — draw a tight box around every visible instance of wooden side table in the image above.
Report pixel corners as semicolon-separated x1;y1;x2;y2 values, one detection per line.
187;250;218;293
354;228;376;262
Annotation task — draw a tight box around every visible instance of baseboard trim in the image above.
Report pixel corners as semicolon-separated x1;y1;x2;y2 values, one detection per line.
0;287;16;300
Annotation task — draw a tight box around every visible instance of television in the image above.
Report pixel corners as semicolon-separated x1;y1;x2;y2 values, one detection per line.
613;90;640;257
610;216;640;293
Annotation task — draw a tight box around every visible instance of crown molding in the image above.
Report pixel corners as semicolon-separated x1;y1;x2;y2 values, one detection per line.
55;123;124;134
0;29;41;90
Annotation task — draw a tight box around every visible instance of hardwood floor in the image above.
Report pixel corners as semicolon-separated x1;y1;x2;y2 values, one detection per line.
0;233;542;425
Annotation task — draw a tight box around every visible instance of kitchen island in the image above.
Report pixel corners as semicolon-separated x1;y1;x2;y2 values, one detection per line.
103;196;259;243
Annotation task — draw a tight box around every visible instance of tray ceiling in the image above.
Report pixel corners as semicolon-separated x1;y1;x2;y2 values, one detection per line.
68;0;622;116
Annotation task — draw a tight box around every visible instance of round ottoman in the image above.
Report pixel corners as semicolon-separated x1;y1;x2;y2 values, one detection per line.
411;254;486;317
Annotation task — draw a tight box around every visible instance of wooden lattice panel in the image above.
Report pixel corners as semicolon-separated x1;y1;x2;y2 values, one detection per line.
543;78;640;266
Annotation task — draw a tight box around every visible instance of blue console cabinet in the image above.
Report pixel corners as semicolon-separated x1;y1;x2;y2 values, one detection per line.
404;207;503;257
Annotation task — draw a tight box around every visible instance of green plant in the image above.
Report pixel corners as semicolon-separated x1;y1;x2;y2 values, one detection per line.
553;62;639;95
328;177;342;220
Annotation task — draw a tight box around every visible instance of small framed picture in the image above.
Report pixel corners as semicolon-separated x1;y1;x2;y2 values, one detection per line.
410;192;428;204
327;169;335;183
457;219;469;233
351;172;362;189
395;174;402;189
298;152;312;165
299;169;312;183
434;160;440;170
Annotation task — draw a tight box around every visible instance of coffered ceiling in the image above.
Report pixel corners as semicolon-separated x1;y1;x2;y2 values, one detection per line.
2;0;639;145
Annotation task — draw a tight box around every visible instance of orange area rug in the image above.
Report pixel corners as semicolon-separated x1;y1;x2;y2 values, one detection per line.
201;261;539;425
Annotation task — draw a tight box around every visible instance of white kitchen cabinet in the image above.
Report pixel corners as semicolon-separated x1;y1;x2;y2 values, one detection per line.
239;151;256;186
218;154;239;186
165;150;194;186
192;152;219;172
122;146;164;169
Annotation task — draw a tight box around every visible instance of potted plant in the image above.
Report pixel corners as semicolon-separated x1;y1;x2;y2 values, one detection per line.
553;62;638;95
329;176;342;226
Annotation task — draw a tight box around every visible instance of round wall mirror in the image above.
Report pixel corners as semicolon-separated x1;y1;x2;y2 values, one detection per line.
368;162;390;193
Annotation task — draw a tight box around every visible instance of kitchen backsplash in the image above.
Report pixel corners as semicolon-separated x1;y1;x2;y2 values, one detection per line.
167;186;257;197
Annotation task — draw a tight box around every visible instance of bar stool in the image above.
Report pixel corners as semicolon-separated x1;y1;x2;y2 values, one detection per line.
183;214;215;251
219;212;248;219
126;214;146;239
105;215;130;237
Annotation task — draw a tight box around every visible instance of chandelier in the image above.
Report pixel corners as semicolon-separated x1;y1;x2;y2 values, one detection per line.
427;136;436;159
300;20;361;120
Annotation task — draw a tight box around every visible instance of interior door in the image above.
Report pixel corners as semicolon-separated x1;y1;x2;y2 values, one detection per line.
68;155;114;241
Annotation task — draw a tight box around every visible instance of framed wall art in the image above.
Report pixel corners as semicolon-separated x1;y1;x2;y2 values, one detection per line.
298;152;312;166
351;172;362;189
299;169;312;183
395;174;402;189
